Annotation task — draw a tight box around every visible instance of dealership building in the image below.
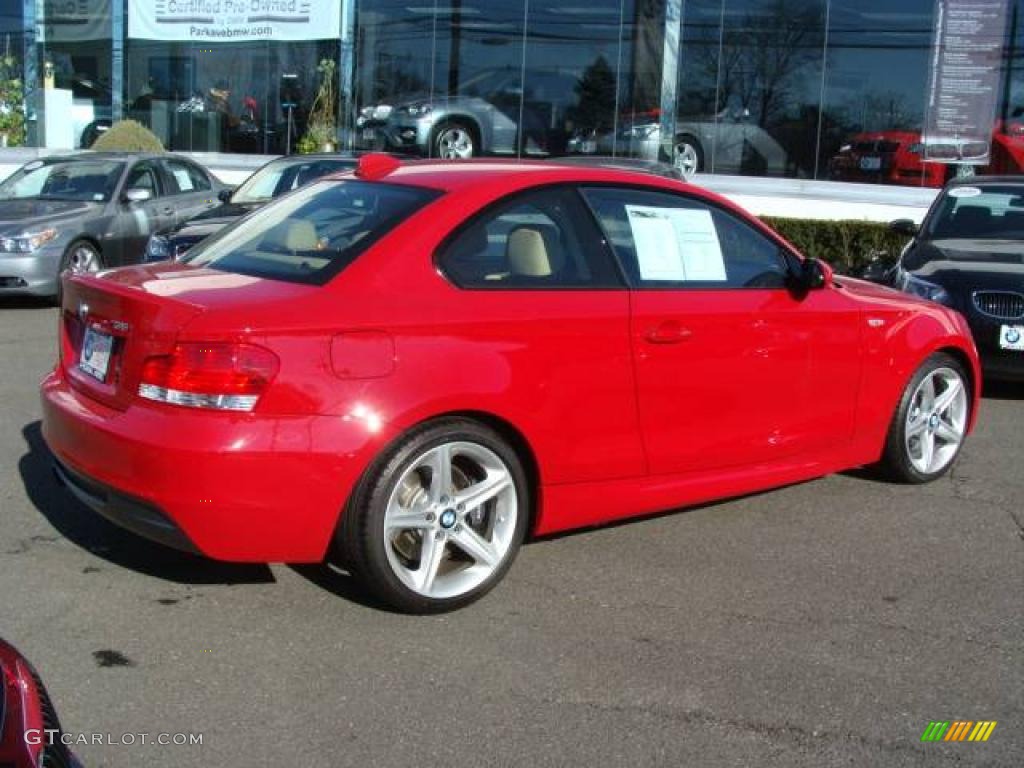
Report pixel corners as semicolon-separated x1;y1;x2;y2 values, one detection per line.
0;1;1021;219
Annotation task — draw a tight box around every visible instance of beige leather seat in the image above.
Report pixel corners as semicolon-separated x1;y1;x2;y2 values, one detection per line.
265;219;319;252
507;225;564;278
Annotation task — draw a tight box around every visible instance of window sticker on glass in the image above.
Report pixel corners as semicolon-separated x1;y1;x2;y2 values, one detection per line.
172;169;195;191
625;205;727;282
949;186;982;198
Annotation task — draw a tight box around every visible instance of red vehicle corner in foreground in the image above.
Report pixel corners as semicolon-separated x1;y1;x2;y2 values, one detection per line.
0;638;78;768
41;155;981;612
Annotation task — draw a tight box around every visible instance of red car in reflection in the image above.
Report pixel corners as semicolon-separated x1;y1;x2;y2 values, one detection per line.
0;638;78;768
831;123;1024;187
41;155;981;612
830;131;948;187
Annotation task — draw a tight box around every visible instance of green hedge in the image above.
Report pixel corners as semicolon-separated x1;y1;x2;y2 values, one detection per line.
760;216;911;275
90;119;164;152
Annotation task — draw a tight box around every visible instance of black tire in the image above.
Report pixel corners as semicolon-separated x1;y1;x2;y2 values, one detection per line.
431;120;479;159
55;240;103;305
338;418;529;613
878;352;971;483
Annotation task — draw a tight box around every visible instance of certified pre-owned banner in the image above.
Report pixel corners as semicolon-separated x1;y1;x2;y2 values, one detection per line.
923;0;1011;164
128;1;341;42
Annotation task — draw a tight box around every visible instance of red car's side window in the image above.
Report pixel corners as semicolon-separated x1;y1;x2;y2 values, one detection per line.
437;187;622;290
581;187;790;290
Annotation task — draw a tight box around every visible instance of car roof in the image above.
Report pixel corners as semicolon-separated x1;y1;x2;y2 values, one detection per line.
30;151;194;164
324;157;795;253
334;158;702;196
265;153;360;167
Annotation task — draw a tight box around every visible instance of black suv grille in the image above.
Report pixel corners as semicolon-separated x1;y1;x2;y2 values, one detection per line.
973;291;1024;320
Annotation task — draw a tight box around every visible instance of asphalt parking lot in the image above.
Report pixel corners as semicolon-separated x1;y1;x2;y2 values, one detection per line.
1;299;1021;768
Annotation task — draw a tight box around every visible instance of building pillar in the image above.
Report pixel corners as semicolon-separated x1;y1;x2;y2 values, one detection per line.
339;0;357;148
21;0;36;145
111;0;124;122
659;0;683;162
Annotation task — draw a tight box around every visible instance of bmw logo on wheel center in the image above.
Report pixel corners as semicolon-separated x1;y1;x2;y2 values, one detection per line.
439;508;457;529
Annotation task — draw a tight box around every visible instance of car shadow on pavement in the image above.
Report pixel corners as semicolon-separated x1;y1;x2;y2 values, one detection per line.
19;421;275;585
287;564;390;611
0;297;57;310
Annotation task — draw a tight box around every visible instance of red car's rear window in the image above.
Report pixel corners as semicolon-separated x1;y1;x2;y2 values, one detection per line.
183;179;441;284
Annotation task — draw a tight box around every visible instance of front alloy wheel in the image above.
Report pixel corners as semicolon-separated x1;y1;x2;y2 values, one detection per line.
881;353;970;482
904;367;968;475
65;241;101;274
341;420;528;612
435;124;476;159
673;139;702;179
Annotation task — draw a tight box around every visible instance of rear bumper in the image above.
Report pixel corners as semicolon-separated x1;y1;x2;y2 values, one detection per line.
52;457;200;553
0;246;62;296
40;368;383;562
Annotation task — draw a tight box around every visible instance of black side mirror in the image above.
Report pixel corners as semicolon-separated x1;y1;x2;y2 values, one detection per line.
792;257;832;294
218;188;234;203
889;218;918;237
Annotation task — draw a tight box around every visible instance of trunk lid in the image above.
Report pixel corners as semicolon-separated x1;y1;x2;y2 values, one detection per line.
60;262;317;411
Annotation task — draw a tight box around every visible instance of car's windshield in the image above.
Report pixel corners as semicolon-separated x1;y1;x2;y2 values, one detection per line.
231;158;356;204
927;185;1024;242
185;179;440;284
0;159;125;202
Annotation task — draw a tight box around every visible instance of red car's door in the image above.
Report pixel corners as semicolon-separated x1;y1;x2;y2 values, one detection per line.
582;186;861;475
434;185;646;483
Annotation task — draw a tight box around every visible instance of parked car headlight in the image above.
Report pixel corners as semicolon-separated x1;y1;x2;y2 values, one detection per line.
366;104;393;120
628;123;660;139
0;227;58;253
145;234;171;262
402;102;433;118
898;270;953;305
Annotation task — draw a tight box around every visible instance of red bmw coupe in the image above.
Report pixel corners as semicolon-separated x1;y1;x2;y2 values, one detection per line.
41;155;981;612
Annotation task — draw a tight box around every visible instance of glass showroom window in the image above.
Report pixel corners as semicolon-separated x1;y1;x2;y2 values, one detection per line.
355;0;659;161
33;0;113;150
123;38;339;155
525;2;654;159
676;0;826;179
988;1;1024;179
821;0;937;187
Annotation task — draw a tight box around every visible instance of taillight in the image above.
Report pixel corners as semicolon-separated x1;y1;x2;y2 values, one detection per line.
138;342;279;412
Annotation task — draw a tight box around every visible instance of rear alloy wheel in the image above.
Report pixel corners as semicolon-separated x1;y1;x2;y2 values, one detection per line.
434;122;477;159
342;419;528;613
880;353;969;483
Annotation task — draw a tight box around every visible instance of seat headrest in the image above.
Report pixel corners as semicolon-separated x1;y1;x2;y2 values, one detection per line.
266;219;318;252
507;225;564;277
